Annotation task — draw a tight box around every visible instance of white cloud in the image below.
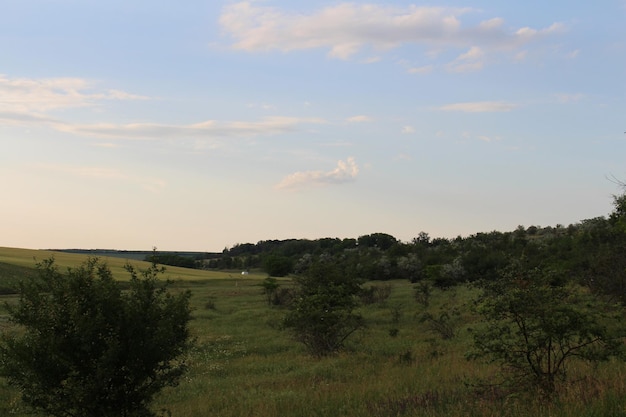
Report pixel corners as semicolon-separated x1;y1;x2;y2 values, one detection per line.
0;75;329;147
55;116;325;140
478;17;504;31
515;22;565;40
408;65;434;74
275;157;358;190
0;74;147;113
446;46;485;72
477;135;501;142
401;126;416;134
219;2;564;69
439;101;518;112
554;93;584;103
0;110;56;125
0;75;324;145
346;115;371;123
247;102;276;110
458;46;485;61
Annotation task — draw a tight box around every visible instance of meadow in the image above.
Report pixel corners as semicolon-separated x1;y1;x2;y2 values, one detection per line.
1;247;626;417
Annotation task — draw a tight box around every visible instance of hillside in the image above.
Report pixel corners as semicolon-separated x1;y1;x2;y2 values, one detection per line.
0;247;262;283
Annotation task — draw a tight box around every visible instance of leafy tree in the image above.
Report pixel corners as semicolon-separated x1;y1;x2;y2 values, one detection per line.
0;257;193;417
283;261;364;356
261;276;280;305
470;260;624;396
262;254;293;277
357;233;398;250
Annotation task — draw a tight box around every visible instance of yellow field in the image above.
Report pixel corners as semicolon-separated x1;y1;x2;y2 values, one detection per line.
0;247;265;281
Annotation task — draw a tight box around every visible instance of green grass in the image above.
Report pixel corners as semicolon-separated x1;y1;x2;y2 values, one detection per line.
0;247;265;281
1;247;626;417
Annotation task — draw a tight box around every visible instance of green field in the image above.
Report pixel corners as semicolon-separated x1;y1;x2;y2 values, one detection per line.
1;247;625;417
0;247;263;282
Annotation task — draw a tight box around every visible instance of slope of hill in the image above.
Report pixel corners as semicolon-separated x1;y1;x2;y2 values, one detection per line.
0;247;262;282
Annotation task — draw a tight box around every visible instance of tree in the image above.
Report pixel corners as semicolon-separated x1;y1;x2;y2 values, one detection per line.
0;257;193;417
470;260;624;396
261;276;280;305
262;254;293;277
282;261;364;356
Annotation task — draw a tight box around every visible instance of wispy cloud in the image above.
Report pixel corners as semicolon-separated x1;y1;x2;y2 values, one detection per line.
408;65;434;74
0;74;147;113
220;2;564;69
275;157;359;190
401;126;416;134
439;101;518;112
346;115;371;123
56;116;325;140
0;110;57;125
477;135;501;142
446;46;485;73
554;93;584;103
0;75;326;144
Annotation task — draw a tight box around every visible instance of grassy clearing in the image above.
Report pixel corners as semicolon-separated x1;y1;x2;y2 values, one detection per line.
1;248;625;416
0;247;264;281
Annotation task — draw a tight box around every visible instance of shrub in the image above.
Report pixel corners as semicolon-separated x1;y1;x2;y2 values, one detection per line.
282;261;364;356
469;260;625;396
0;257;193;417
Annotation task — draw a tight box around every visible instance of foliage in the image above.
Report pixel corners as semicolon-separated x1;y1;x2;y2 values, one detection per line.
414;281;432;307
360;283;393;305
0;262;36;295
3;252;626;417
0;257;193;417
470;260;624;396
261;277;280;305
282;261;365;356
419;308;460;340
262;254;293;277
145;252;197;269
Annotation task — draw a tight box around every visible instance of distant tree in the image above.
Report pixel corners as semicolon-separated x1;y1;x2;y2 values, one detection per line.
261;276;280;305
397;254;423;282
283;261;364;356
357;233;398;250
470;260;624;397
573;192;626;302
0;257;193;417
413;231;431;246
263;254;293;277
145;252;196;269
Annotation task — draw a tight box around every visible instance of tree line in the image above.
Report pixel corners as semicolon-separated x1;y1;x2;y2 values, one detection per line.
206;198;626;303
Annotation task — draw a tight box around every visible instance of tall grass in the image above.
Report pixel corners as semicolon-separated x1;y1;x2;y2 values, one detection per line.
0;249;625;417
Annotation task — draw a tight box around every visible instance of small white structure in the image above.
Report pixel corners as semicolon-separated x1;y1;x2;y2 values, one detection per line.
241;271;249;275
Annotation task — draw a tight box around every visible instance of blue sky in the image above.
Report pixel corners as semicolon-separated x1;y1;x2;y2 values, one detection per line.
2;1;625;251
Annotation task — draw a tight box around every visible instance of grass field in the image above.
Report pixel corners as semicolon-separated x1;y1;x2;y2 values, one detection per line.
0;247;264;282
1;247;626;417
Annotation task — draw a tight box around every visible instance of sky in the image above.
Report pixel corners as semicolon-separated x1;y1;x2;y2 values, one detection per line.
2;1;625;252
